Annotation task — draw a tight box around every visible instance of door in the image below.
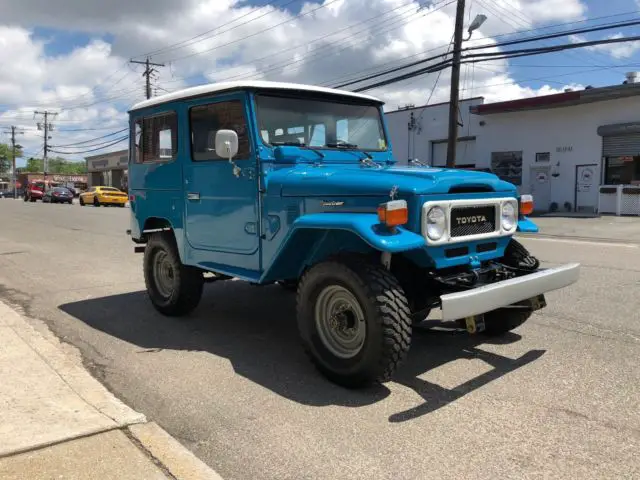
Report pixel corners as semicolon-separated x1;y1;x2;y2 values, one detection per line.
575;164;598;213
182;95;260;271
529;166;551;212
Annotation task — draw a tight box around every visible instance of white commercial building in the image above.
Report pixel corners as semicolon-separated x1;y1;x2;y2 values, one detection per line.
385;76;640;214
85;149;128;190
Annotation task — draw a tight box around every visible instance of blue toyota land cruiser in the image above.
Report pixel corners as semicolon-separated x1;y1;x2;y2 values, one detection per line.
127;80;580;388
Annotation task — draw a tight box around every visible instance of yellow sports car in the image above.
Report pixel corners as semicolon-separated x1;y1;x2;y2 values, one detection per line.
79;186;128;207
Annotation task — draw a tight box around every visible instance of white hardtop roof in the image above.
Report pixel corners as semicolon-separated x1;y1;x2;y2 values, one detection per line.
130;80;383;111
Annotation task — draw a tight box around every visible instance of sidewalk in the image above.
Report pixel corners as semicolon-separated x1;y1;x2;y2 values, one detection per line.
0;300;222;480
521;215;640;244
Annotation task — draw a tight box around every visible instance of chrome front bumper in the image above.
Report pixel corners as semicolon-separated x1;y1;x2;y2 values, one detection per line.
440;263;580;321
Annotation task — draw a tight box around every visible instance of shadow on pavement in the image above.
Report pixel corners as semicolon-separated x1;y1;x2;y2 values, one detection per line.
58;281;545;419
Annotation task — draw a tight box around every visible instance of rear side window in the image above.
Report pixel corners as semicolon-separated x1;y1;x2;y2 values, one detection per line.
190;101;250;161
134;112;178;163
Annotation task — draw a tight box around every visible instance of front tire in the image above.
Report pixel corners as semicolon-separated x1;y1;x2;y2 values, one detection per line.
143;233;204;316
79;197;85;206
297;259;412;388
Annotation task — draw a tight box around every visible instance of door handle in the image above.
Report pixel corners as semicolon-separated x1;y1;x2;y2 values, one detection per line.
187;192;200;201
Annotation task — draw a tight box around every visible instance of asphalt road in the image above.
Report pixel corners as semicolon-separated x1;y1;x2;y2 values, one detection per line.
0;199;639;480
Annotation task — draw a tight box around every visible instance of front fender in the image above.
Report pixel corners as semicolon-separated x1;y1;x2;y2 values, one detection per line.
293;213;426;253
260;213;425;283
517;217;539;233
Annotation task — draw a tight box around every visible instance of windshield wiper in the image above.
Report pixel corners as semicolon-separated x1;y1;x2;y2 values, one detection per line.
325;142;374;160
271;141;325;159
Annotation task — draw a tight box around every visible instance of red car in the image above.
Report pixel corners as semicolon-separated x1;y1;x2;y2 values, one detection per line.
24;181;45;202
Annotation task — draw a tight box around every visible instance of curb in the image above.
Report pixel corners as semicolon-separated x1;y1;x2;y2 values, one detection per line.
0;300;224;479
128;423;224;480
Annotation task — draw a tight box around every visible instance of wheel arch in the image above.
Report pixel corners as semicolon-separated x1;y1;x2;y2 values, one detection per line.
141;217;186;263
261;213;425;283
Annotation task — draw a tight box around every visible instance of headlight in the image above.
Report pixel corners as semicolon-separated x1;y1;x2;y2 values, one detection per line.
426;206;446;240
501;201;517;231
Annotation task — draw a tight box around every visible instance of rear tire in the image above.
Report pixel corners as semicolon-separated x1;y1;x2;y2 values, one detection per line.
480;238;539;335
482;306;532;336
144;232;204;317
297;258;412;388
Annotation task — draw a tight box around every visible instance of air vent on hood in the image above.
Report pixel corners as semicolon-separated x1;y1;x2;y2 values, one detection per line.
448;185;494;194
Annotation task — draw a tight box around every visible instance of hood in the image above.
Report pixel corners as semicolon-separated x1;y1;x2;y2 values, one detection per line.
265;164;516;197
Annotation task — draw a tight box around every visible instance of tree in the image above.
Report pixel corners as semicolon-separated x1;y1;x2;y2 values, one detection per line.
0;143;24;178
23;156;86;175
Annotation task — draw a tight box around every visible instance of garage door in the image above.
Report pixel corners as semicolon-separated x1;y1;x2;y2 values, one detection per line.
602;134;640;157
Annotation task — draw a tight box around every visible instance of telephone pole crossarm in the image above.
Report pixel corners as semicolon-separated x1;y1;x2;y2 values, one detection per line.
130;58;166;99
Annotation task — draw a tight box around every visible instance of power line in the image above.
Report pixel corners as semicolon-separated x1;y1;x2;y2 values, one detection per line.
163;0;345;63
137;0;304;60
49;135;129;155
344;19;640;92
50;128;129;148
352;33;640;92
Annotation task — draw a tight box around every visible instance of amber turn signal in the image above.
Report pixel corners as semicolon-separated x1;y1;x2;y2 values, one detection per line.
519;194;534;216
377;200;408;227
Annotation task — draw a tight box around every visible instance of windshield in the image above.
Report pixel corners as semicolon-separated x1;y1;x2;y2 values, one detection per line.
255;95;387;151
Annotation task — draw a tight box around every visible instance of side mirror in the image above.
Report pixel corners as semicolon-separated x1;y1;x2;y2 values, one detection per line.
214;129;241;178
215;129;239;160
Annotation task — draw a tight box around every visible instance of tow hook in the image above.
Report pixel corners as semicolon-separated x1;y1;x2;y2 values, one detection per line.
464;315;486;334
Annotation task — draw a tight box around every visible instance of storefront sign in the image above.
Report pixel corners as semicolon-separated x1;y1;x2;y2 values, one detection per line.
556;146;573;153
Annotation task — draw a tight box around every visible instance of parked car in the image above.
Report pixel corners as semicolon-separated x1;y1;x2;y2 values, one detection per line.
0;188;24;198
24;181;46;202
79;186;128;207
126;80;581;388
42;187;74;204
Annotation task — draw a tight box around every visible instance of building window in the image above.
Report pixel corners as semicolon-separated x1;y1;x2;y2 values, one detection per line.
134;112;178;163
536;152;550;162
190;100;251;161
491;151;523;186
604;156;640;185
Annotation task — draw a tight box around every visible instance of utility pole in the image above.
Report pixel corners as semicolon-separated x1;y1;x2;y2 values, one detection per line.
130;57;165;99
34;110;57;189
4;126;25;199
446;0;466;169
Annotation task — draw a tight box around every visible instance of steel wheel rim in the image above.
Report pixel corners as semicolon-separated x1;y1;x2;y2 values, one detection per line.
314;285;366;359
152;250;175;299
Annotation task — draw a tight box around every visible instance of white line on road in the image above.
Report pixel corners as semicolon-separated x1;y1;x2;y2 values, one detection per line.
517;236;639;249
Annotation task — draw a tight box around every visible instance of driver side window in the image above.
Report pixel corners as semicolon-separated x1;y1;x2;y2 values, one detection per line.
190;100;251;161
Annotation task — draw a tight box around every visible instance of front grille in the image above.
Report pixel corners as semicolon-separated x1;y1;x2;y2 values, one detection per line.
450;205;496;238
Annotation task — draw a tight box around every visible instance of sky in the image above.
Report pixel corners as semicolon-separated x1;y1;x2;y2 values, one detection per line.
0;0;639;167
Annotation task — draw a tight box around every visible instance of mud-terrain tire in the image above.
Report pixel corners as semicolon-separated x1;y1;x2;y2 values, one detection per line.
502;238;540;271
144;232;204;317
297;258;412;388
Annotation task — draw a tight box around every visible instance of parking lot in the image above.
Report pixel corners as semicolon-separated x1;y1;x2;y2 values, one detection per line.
0;199;638;480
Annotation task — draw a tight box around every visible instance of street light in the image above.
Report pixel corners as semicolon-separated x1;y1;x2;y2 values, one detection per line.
466;14;487;40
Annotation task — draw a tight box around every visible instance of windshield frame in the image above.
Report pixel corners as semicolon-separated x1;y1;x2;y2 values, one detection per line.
252;92;389;153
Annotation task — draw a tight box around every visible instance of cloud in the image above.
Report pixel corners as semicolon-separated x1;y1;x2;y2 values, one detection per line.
0;0;593;161
570;32;640;59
